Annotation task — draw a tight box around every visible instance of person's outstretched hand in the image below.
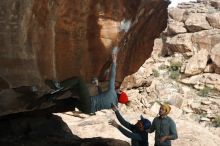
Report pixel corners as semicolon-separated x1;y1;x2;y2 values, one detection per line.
109;119;119;128
94;78;99;86
111;103;118;112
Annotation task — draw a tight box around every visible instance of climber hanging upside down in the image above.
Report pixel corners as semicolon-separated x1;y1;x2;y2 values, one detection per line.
45;47;129;114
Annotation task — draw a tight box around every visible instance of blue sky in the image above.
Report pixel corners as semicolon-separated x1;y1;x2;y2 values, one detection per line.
169;0;197;7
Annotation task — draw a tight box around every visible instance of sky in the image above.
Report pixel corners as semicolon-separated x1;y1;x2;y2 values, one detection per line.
169;0;197;7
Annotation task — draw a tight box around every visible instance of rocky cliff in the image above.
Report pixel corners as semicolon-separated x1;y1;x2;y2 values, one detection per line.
0;1;170;145
0;0;169;117
120;1;220;145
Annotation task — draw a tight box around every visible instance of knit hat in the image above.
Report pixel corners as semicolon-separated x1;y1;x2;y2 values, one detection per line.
140;115;151;130
118;91;128;104
161;104;171;115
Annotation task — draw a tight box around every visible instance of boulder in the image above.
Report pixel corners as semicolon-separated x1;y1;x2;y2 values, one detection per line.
0;0;170;117
210;0;220;9
0;114;130;146
181;73;220;91
207;12;220;29
168;7;186;22
166;33;193;53
167;19;187;35
192;29;220;51
184;49;209;75
185;13;212;32
211;43;220;68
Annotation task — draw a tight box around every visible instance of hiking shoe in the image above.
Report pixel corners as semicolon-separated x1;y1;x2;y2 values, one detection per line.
45;80;62;90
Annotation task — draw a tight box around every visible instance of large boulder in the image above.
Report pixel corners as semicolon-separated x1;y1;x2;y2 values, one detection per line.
0;0;169;117
185;13;212;32
0;114;130;146
166;33;193;53
167;19;187;35
207;12;220;29
210;0;220;9
168;7;186;22
184;49;209;75
211;43;220;68
192;29;220;51
181;73;220;91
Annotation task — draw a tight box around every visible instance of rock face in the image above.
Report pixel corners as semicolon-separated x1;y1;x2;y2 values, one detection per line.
0;0;169;117
0;114;130;146
164;0;220;76
121;0;220;132
0;0;169;89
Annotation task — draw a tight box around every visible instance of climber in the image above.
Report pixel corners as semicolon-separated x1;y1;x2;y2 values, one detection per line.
109;104;151;146
45;46;128;114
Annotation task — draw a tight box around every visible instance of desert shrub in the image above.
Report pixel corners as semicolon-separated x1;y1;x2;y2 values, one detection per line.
158;64;167;70
197;86;211;97
214;116;220;127
152;69;159;77
169;61;182;72
169;61;182;80
169;71;180;80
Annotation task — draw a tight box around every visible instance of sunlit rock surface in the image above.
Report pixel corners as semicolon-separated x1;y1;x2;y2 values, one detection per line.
0;0;169;116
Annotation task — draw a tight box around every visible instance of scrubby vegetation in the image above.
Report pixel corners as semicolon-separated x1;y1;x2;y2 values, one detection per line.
158;64;167;70
169;61;182;80
169;61;182;72
152;69;159;77
169;71;180;80
197;86;211;97
214;116;220;127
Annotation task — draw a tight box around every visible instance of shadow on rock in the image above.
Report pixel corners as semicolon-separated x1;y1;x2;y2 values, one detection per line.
0;114;129;146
